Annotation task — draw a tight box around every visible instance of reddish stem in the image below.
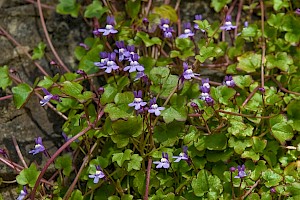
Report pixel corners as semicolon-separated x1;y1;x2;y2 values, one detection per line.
143;159;152;200
36;0;70;73
0;26;49;76
30;125;93;199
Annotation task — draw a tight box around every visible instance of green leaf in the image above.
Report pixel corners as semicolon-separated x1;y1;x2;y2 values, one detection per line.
12;83;33;109
70;189;83;200
210;86;236;105
204;132;227;150
237;52;261;73
206;149;234;162
153;121;183;146
153;5;178;23
121;195;133;200
31;42;46;60
56;0;80;17
211;0;232;12
61;81;83;98
112;149;132;167
104;103;132;120
262;169;283;187
136;32;161;47
228;119;253;138
108;196;120;200
125;0;141;19
149;67;170;84
78;43;104;74
228;137;252;154
241;24;258;38
101;84;118;105
287;101;300;131
232;75;253;89
175;38;193;51
90;156;109;169
267;13;285;29
139;57;156;74
55;153;72;176
127;154;143;172
112;116;143;137
37;76;54;89
252;137;267;153
282;15;300;43
266;52;293;71
241;149;260;161
84;0;108;19
273;0;289;11
133;171;146;195
192;170;209;197
194;20;211;31
16;163;40;187
110;116;143;147
0;66;12;90
271;122;294;144
57;98;81;113
114;92;134;105
161;94;187;123
250;160;267;180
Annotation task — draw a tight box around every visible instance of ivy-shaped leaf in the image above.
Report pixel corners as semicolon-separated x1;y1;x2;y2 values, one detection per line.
112;149;132;167
56;0;80;17
0;65;12;90
84;0;108;19
16;164;40;187
12;83;33;109
31;42;46;60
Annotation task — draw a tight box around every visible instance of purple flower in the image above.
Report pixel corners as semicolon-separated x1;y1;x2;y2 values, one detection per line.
159;19;174;38
259;87;265;93
115;41;130;61
270;187;276;193
182;62;199;80
98;16;118;36
164;27;175;38
89;165;105;184
229;166;236;172
159;19;170;31
153;152;170;169
76;69;87;77
79;43;89;50
0;148;8;158
143;18;149;25
205;96;214;106
200;85;210;100
96;52;119;73
40;88;60;106
224;76;235;87
178;22;194;38
234;165;247;179
94;52;109;67
295;8;300;15
128;90;147;110
173;146;189;162
148;98;165;116
201;78;210;89
220;15;237;31
124;53;144;73
17;186;28;200
29;137;45;155
134;71;149;82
